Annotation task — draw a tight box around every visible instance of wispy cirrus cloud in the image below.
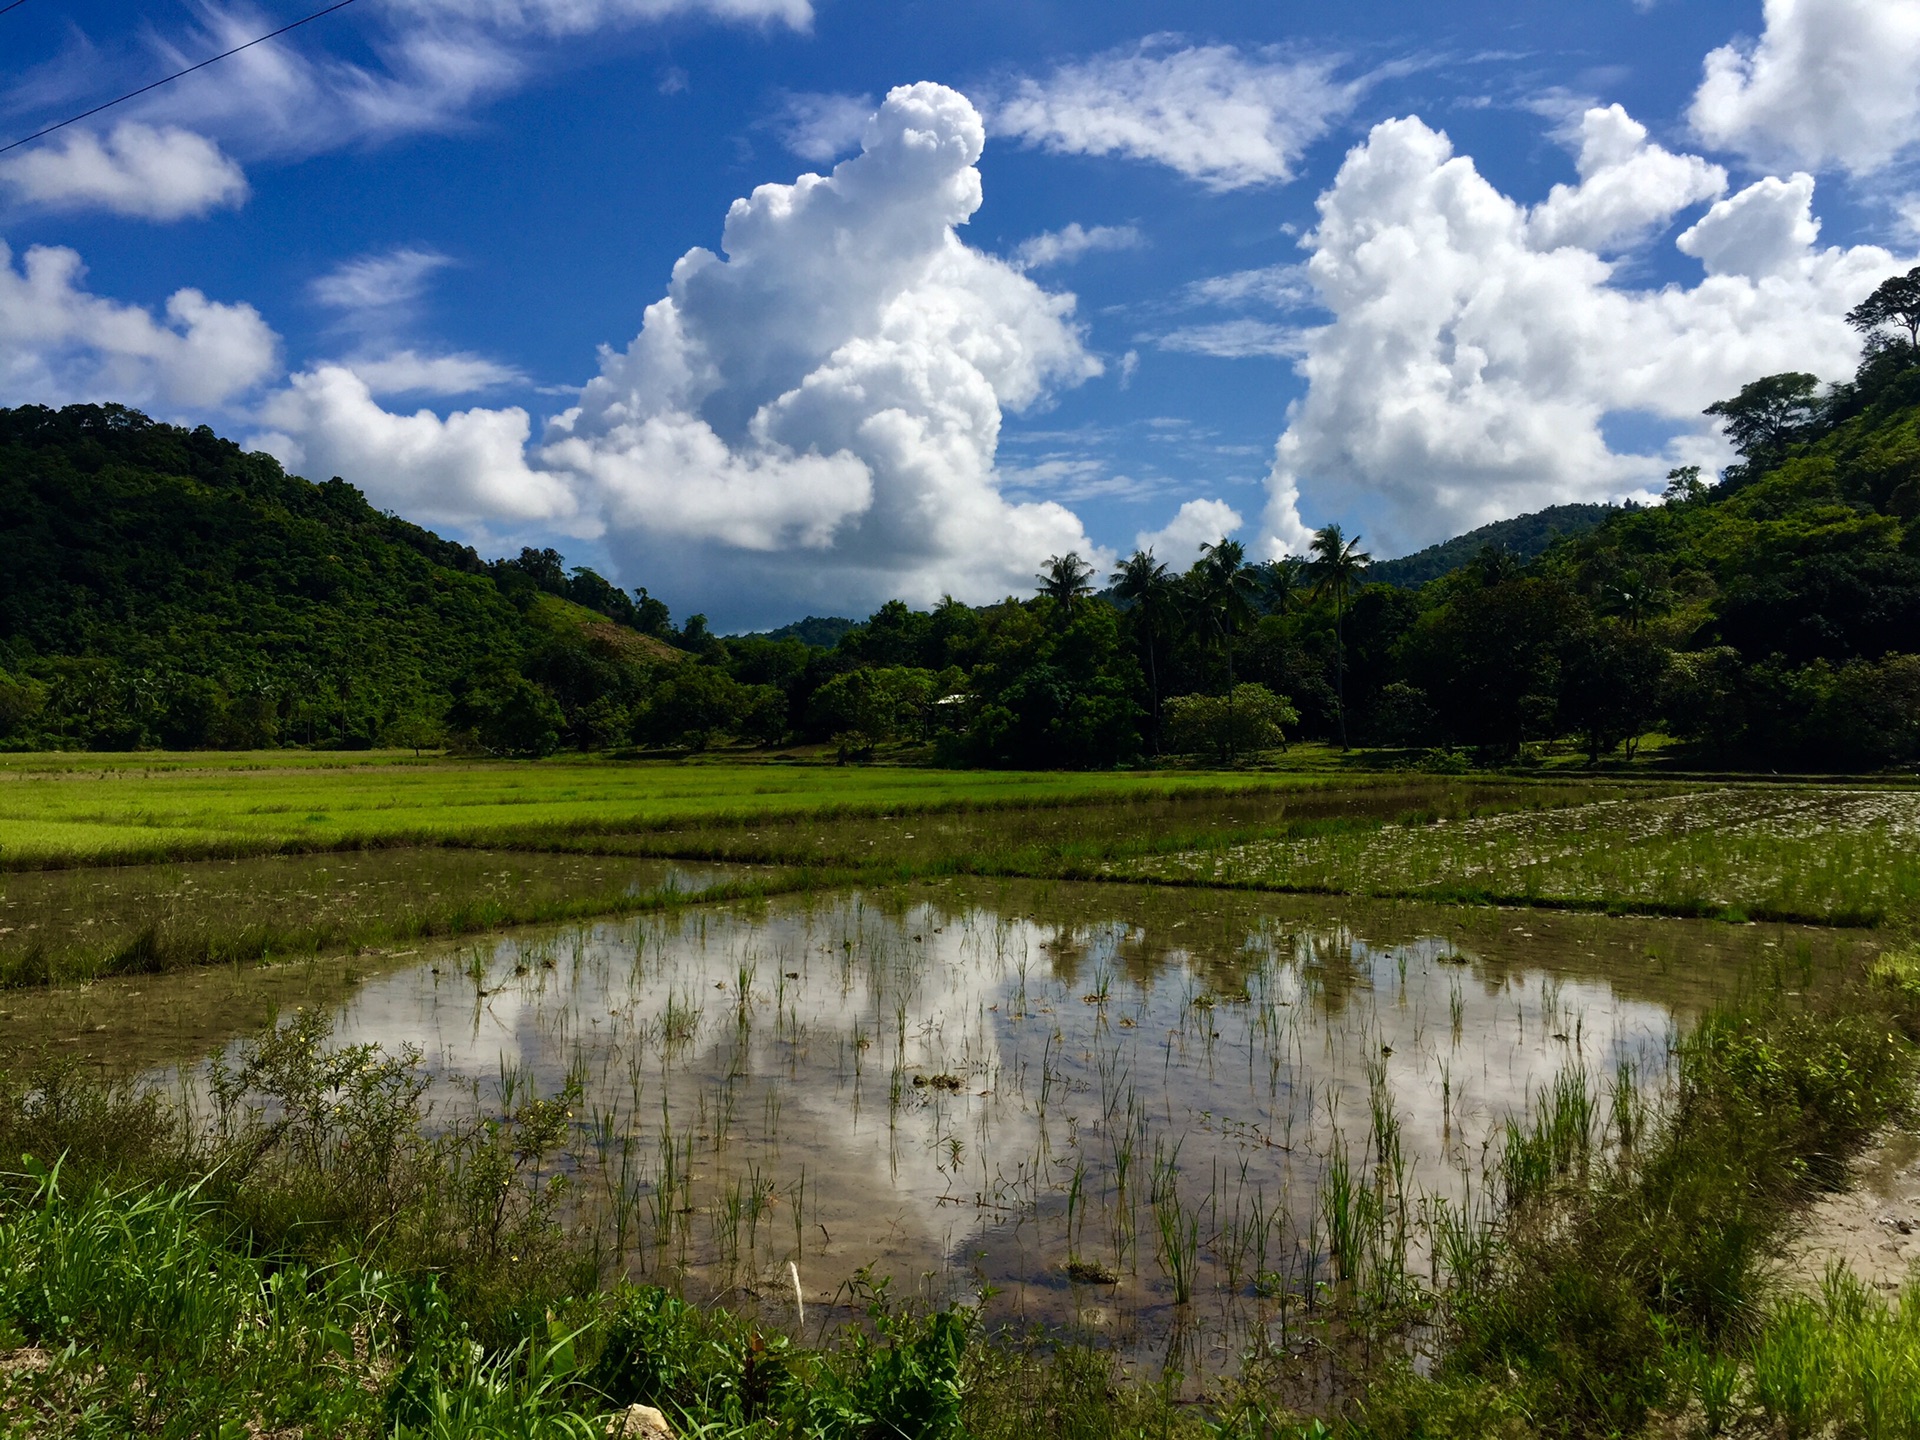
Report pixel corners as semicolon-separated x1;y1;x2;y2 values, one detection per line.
767;90;875;162
310;247;454;315
1010;222;1142;271
1151;318;1307;358
5;0;816;190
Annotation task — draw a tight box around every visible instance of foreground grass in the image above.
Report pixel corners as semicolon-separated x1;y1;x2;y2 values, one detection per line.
0;752;1377;870
1;946;1918;1437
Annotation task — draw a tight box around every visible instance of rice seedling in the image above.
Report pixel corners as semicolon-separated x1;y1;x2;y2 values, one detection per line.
1153;1189;1200;1306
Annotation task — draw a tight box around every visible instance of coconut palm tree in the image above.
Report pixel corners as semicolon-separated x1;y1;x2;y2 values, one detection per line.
1188;540;1264;763
1257;557;1304;617
1111;549;1173;749
1192;539;1261;668
1307;524;1371;750
1037;552;1096;619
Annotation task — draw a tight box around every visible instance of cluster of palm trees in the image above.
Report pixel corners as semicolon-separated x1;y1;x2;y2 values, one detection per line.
1039;522;1371;748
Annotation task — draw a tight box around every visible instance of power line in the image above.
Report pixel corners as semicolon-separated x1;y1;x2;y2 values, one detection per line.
0;0;33;17
0;0;360;157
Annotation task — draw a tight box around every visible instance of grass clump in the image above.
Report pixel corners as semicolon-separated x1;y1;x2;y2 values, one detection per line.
1745;1267;1920;1440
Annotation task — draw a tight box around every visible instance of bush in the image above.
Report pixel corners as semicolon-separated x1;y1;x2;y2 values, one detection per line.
1162;684;1298;764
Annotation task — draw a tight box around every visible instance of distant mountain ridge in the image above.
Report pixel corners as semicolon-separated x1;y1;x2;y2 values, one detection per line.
745;616;859;648
1367;503;1620;588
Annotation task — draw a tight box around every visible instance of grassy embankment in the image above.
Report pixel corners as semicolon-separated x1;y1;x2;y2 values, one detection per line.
1;945;1917;1436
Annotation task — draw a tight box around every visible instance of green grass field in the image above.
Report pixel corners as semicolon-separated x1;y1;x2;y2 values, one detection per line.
0;751;1374;869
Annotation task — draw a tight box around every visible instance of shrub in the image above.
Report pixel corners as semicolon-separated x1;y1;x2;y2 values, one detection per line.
1162;684;1299;764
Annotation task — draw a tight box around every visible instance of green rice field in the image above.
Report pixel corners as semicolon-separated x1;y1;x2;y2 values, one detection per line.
0;751;1365;869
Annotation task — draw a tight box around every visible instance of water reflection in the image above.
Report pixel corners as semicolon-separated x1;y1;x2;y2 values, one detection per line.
308;881;1774;1365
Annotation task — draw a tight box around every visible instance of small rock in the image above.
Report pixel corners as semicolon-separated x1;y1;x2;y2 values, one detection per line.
609;1404;674;1440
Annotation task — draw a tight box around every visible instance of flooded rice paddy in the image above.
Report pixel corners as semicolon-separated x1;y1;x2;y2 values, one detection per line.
0;876;1867;1371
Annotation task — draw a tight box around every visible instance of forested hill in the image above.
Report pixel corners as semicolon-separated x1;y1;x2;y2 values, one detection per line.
1369;503;1617;587
0;404;684;751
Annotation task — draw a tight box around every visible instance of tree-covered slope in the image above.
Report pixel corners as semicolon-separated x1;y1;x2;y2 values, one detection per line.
0;404;676;750
1513;354;1920;765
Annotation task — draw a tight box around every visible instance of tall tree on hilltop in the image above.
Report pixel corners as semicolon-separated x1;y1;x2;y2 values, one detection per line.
1704;373;1821;466
1111;549;1174;750
1307;523;1371;750
1847;266;1920;352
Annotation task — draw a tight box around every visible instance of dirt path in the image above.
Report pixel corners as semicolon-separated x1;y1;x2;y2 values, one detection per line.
1787;1125;1920;1293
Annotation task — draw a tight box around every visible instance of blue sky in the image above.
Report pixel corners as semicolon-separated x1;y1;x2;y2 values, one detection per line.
4;0;1918;627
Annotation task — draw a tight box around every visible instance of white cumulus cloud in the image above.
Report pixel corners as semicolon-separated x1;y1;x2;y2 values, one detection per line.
253;365;580;531
1259;115;1908;559
1134;497;1243;564
0;123;248;221
1011;223;1142;271
1526;105;1725;252
1689;0;1920;174
994;37;1360;191
1676;172;1821;278
538;82;1106;622
0;240;278;410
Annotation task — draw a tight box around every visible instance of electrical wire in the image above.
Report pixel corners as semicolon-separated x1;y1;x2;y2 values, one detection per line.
0;0;31;18
0;0;360;156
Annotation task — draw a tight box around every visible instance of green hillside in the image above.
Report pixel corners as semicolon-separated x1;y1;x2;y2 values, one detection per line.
1521;353;1920;765
0;404;682;752
747;615;859;648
